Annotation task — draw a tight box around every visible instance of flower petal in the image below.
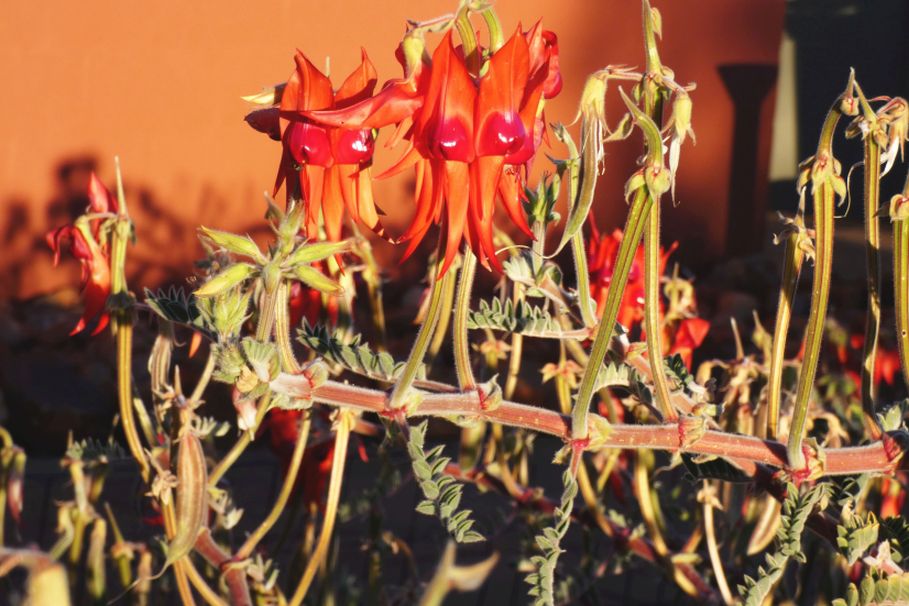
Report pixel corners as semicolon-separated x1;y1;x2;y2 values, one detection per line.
439;161;471;276
475;29;530;158
333;48;378;107
418;32;476;163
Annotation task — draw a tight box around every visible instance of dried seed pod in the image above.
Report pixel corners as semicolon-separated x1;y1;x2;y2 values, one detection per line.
163;426;209;568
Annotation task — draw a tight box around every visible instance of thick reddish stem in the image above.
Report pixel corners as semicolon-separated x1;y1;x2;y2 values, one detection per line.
269;377;904;477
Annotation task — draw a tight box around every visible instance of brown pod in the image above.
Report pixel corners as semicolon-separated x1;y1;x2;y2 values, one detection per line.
165;429;208;567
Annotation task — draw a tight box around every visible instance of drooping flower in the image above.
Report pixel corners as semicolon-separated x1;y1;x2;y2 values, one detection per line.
246;50;387;243
307;24;561;274
46;173;117;335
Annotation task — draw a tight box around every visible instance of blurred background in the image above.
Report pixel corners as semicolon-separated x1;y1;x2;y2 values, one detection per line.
0;0;908;442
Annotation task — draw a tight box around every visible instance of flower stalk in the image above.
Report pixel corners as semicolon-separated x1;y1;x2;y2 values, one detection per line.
893;170;909;388
766;208;810;439
786;76;856;469
453;251;478;390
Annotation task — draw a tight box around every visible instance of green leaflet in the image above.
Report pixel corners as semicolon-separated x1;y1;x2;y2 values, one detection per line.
466;298;563;338
297;321;420;383
406;422;484;544
526;470;577;606
738;482;830;606
833;572;909;606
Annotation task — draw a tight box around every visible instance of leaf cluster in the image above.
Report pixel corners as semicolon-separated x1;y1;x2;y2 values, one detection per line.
407;422;484;544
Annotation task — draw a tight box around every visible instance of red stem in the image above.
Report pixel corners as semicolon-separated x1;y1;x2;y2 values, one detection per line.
271;377;901;477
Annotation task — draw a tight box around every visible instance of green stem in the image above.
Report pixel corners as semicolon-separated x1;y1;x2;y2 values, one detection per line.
787;186;833;468
643;202;676;420
274;281;302;374
786;99;848;469
428;265;457;366
389;257;453;410
559;128;598;328
862;137;882;433
503;282;526;400
767;220;805;439
571;231;597;328
895;174;909;388
453;251;478;390
255;287;278;342
572;189;652;440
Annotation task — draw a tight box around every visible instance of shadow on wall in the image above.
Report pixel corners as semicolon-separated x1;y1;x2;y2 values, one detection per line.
0;155;276;303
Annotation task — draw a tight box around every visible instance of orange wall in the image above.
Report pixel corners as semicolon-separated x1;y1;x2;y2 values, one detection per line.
0;0;785;299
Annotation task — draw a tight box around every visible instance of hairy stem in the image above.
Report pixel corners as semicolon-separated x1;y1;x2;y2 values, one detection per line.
274;281;302;374
265;376;905;477
643;201;676;420
453;251;478;390
389;257;453;409
787;98;848;469
862;135;883;435
895;172;909;387
572;189;653;440
767;217;806;439
702;482;734;605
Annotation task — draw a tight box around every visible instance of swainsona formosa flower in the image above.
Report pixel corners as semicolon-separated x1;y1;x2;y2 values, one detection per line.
45;173;117;336
307;23;561;275
246;50;387;243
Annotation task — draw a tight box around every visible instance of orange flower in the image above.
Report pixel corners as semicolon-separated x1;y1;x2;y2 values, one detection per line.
46;173;116;335
248;50;386;242
667;317;710;368
308;24;560;274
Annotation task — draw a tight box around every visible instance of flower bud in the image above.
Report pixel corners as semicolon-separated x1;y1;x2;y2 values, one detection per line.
195;263;255;298
199;227;264;261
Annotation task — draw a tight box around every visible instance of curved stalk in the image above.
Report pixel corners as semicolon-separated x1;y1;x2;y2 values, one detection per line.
701;482;733;605
236;411;311;560
288;411;353;606
767;215;807;439
116;317;149;482
643;202;676;420
389;257;454;410
861;135;883;434
188;348;216;406
274;281;302;374
453;251;478;390
572;189;653;441
787;97;850;469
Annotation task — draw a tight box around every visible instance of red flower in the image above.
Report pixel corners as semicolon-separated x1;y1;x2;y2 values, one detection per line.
307;24;560;274
667;317;710;368
46;173;117;335
248;50;387;243
587;224;677;330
